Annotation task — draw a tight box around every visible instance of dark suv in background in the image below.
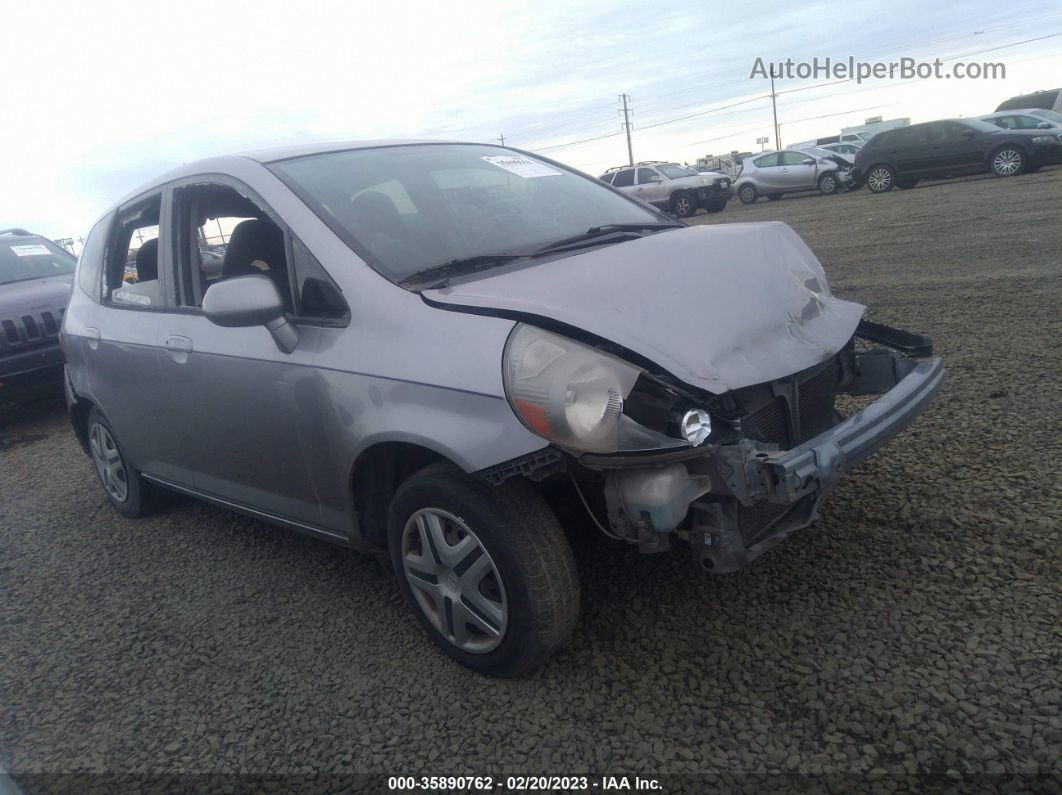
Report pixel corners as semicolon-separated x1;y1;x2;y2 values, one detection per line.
854;118;1062;192
0;229;76;405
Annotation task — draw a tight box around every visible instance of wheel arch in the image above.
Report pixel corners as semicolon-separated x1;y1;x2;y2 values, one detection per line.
348;439;461;542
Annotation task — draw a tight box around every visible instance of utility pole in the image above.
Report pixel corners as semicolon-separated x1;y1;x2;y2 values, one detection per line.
619;94;634;166
498;134;506;146
769;67;781;150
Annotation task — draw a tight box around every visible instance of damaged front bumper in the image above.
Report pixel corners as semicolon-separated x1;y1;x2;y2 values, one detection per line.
592;322;945;572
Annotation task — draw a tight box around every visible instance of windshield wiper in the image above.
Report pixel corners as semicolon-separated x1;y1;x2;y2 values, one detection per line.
532;222;683;255
398;254;532;289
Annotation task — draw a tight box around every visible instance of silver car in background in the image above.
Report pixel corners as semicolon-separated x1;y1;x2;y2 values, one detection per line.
62;141;943;677
734;149;848;204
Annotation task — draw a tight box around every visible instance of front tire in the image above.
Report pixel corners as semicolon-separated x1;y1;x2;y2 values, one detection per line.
388;464;580;677
990;146;1025;177
817;173;839;195
866;164;895;193
738;183;759;204
87;408;159;518
670;191;697;218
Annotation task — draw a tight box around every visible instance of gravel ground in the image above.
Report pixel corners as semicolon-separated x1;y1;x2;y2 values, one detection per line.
2;169;1060;792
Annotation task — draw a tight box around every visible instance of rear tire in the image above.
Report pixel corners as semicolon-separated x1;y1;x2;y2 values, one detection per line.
670;191;697;218
866;164;895;193
738;183;759;204
990;146;1026;177
87;408;160;518
388;464;580;677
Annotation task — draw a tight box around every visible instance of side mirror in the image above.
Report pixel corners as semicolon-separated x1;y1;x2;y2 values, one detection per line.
202;274;299;353
648;175;663;182
802;158;816;165
1036;121;1052;129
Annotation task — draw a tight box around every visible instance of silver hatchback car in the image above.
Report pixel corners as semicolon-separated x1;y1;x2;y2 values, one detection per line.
63;141;943;676
734;149;847;204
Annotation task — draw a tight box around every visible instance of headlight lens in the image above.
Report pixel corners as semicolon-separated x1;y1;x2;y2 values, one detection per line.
503;324;690;454
1031;135;1054;144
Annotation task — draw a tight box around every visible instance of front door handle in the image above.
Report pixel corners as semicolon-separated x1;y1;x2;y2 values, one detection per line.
165;335;193;353
85;326;101;350
164;335;193;363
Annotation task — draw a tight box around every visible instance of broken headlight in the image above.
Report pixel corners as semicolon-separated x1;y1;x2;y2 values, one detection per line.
503;324;692;455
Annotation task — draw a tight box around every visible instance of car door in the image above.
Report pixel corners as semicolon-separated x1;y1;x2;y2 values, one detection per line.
936;121;986;173
609;168;636;196
85;191;177;481
750;153;781;189
891;126;930;176
155;177;323;524
633;168;666;206
778;151;818;189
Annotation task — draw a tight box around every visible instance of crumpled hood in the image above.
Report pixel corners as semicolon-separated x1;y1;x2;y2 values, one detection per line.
424;222;864;394
0;275;73;317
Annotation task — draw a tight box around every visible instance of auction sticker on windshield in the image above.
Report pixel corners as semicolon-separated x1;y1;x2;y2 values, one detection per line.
10;244;52;257
482;155;562;178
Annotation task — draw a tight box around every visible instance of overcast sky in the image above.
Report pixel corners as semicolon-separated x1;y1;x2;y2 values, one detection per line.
3;0;1060;242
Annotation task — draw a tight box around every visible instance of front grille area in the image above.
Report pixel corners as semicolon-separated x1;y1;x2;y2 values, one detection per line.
0;307;64;352
741;359;839;449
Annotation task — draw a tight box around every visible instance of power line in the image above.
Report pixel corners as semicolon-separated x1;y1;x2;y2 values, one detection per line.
531;130;625;153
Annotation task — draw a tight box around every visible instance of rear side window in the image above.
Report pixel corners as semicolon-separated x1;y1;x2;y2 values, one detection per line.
76;213;113;301
753;153;779;168
105;196;163;308
611;169;635;187
599;173;615;185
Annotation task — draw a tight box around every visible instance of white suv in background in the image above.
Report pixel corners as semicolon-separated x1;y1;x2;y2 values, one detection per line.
600;162;732;217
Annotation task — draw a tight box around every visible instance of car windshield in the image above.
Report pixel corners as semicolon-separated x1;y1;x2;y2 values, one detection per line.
269;144;664;283
657;164;697;179
0;237;76;285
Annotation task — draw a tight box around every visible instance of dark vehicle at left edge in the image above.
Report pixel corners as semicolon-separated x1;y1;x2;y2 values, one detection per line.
0;228;76;406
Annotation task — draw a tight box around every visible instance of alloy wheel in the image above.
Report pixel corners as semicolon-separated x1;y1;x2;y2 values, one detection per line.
674;196;691;215
868;167;892;192
740;186;756;203
89;422;129;503
821;176;836;193
401;508;507;653
992;149;1022;176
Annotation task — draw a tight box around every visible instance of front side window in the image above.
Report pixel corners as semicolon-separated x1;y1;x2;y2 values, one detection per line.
269;145;662;283
781;151;811;166
105;197;162;308
172;182;346;320
0;236;76;286
636;168;660;184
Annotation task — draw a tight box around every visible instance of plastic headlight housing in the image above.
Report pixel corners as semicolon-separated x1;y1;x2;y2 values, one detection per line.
503;324;690;454
1031;135;1054;144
